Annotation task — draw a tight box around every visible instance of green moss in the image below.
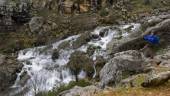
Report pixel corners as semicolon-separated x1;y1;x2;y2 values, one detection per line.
133;74;146;87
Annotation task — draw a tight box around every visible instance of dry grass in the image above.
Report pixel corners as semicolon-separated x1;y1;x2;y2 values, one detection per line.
96;65;170;96
97;82;170;96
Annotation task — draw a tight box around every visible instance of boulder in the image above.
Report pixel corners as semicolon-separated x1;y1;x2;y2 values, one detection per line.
51;49;59;60
72;32;91;49
99;50;147;88
99;28;109;37
59;85;101;96
0;54;23;92
155;50;170;67
29;17;44;33
142;71;170;87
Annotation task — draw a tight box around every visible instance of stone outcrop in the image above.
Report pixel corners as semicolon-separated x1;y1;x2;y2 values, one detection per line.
0;54;23;92
29;17;44;33
155;49;170;67
142;71;170;87
99;50;147;88
59;85;101;96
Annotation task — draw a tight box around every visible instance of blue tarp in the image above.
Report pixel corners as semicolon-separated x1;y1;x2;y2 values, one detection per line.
144;35;160;44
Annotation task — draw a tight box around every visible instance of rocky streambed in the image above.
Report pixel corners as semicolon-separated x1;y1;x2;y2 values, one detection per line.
5;23;141;96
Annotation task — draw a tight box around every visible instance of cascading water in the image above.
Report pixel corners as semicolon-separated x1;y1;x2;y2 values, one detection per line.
12;23;141;96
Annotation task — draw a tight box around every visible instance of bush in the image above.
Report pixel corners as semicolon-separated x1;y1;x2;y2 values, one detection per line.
67;51;94;82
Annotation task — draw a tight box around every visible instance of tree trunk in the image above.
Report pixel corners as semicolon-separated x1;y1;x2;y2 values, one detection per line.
75;74;79;82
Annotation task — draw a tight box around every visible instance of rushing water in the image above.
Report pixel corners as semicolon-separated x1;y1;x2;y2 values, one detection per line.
12;23;141;96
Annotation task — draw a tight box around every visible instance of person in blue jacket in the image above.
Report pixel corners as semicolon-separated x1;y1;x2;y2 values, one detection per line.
140;32;160;58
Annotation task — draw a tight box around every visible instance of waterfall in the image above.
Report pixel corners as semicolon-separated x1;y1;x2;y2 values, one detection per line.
12;23;141;96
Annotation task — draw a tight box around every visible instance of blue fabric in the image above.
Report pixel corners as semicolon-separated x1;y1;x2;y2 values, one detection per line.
144;35;160;44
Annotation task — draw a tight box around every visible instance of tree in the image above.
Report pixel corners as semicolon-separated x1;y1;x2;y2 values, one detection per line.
67;51;93;82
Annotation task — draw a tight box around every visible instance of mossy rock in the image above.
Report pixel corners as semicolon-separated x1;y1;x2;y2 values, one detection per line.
72;32;91;49
58;41;70;50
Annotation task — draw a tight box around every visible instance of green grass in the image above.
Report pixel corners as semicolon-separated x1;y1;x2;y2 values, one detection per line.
36;79;91;96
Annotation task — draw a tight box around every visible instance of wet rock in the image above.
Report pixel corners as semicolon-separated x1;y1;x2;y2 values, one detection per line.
59;85;101;96
29;17;44;33
19;71;30;86
99;50;147;88
52;49;59;60
142;71;170;87
58;41;70;50
72;32;91;49
91;34;100;40
99;28;109;37
0;54;23;92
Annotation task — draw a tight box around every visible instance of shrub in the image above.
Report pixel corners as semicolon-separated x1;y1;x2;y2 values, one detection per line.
36;79;91;96
67;51;94;82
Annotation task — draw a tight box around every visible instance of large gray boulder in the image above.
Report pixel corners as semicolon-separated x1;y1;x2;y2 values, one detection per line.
59;85;101;96
99;50;147;88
